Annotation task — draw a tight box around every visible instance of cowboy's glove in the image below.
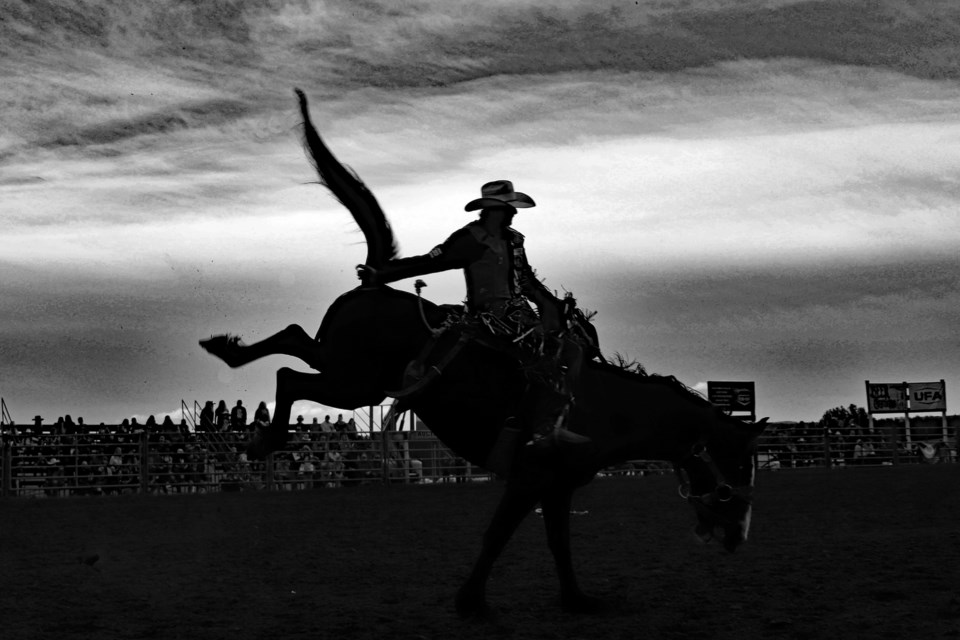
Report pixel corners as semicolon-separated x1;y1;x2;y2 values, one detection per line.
356;264;379;286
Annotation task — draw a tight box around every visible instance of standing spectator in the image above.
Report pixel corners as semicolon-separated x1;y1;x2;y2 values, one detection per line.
199;401;215;432
231;400;247;430
309;417;322;440
253;401;270;426
345;417;359;440
293;416;309;443
319;415;335;436
216;400;230;431
334;413;347;434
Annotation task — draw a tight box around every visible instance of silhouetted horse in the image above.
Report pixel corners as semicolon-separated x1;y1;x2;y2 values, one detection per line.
200;89;768;615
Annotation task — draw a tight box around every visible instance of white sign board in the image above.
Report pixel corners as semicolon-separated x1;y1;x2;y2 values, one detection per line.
909;381;947;411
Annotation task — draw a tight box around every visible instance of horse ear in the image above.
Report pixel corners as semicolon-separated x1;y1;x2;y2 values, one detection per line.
747;417;769;438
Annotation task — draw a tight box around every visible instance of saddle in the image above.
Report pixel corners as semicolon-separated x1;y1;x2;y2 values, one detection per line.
386;298;600;400
386;305;525;399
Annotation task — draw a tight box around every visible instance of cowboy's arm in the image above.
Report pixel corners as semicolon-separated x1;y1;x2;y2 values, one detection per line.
361;228;484;285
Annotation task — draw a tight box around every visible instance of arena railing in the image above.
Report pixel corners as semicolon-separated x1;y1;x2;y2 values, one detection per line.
0;424;955;498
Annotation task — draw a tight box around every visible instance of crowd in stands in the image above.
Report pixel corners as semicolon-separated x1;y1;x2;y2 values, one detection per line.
5;403;955;497
756;416;956;467
0;400;415;497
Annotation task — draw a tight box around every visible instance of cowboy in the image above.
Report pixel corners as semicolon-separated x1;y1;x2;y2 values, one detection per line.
357;180;591;452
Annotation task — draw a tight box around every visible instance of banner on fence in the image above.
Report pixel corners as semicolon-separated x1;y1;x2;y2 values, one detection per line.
909;381;947;412
866;382;908;413
707;381;755;413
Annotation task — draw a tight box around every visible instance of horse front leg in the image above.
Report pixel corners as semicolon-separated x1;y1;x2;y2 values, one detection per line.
540;488;604;613
200;324;322;369
456;482;541;618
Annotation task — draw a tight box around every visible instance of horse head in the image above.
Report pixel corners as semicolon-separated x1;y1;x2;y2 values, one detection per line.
676;414;768;553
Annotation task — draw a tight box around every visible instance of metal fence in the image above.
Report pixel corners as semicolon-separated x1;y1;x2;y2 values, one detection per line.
754;422;957;470
1;423;955;498
0;428;497;498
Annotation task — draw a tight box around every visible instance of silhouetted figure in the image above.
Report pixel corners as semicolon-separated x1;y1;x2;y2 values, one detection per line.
253;401;270;426
199;401;215;432
231;400;247;430
358;180;590;451
216;400;230;431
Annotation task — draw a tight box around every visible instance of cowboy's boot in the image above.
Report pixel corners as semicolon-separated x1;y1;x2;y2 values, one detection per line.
527;385;591;450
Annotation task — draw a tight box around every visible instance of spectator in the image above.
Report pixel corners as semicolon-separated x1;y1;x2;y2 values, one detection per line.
293;416;309;443
309;417;322;440
319;415;335;436
345;418;359;440
334;413;347;434
231;400;247;430
253;401;270;426
216;400;230;431
108;447;125;494
199;401;215;432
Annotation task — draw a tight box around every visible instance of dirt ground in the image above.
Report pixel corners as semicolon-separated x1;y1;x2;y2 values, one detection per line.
2;465;959;640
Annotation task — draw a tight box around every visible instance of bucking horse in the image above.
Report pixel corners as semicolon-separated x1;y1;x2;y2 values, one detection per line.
200;89;768;616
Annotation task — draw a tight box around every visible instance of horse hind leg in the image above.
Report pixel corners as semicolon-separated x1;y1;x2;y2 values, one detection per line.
200;324;322;369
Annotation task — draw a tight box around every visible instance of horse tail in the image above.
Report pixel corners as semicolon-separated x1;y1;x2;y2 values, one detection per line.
295;88;400;268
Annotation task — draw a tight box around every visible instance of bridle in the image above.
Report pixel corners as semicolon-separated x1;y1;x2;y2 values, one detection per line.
673;439;754;526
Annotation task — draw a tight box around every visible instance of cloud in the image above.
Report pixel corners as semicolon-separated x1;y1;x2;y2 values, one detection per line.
38;99;252;148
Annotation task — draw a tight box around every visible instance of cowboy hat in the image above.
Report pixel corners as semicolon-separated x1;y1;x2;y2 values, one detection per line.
464;180;536;212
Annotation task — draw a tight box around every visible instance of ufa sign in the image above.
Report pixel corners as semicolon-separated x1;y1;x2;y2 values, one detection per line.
909;381;946;411
865;380;947;413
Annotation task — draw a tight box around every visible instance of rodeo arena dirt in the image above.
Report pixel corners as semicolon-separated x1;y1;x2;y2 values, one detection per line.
2;410;959;640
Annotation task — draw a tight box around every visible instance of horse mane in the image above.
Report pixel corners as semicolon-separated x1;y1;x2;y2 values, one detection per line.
295;88;400;268
591;354;714;408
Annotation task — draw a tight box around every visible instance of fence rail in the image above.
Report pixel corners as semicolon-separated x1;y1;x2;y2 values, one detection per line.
1;424;955;498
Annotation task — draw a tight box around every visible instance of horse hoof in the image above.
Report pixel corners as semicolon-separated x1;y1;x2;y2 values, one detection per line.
455;589;492;619
199;335;245;368
561;593;606;614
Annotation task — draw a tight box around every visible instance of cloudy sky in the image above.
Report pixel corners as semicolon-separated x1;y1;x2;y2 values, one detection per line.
2;0;959;426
